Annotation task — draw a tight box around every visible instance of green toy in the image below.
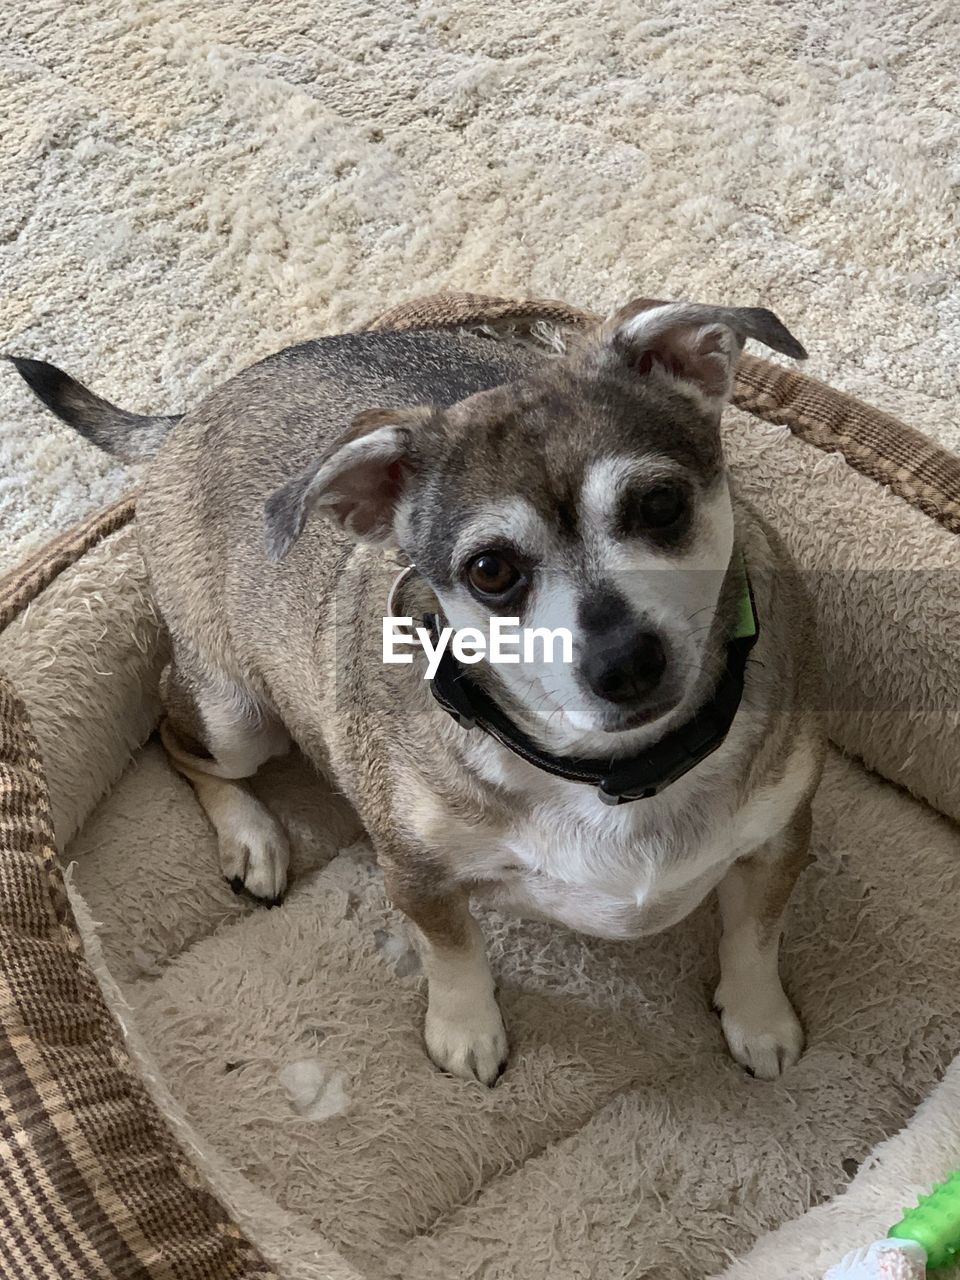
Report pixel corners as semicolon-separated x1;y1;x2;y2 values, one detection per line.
889;1170;960;1269
824;1168;960;1278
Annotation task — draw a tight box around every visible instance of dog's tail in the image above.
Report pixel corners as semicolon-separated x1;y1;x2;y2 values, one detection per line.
9;356;182;462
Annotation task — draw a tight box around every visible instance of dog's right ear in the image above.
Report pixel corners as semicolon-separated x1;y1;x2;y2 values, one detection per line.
264;405;432;560
601;298;806;414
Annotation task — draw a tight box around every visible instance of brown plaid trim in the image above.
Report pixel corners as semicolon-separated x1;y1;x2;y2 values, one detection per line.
733;354;960;533
367;291;596;335
0;672;276;1278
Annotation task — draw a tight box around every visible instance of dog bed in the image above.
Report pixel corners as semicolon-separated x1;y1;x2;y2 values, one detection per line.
2;293;960;1280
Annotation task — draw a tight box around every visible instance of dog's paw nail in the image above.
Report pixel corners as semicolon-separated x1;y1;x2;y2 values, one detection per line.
425;1006;508;1086
219;820;290;904
716;987;804;1081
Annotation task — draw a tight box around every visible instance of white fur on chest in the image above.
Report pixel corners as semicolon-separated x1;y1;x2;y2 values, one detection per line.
412;722;813;942
471;740;738;938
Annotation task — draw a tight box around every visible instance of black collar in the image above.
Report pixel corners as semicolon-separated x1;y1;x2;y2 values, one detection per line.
424;567;760;806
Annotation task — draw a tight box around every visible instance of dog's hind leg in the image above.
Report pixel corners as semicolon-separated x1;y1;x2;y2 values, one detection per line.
160;652;292;904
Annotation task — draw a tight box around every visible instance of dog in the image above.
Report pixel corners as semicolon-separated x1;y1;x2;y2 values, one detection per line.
13;298;824;1084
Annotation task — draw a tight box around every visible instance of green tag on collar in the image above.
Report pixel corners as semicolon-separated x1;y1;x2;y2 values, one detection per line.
730;552;758;641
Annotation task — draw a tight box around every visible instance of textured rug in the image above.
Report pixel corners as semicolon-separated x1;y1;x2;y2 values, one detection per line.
1;0;959;571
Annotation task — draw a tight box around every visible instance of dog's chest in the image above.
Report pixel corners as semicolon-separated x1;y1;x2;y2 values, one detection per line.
486;789;734;938
407;717;813;941
428;738;755;941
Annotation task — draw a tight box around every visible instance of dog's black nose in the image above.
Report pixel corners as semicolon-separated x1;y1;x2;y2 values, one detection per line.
582;631;667;705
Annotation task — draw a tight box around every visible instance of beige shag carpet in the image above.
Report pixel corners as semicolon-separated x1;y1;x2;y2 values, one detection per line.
2;0;960;570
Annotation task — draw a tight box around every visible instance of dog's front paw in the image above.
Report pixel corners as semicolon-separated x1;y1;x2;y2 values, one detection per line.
715;984;803;1081
219;803;290;906
425;1001;508;1086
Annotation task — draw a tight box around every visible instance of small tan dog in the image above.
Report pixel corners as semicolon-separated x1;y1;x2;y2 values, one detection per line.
14;299;824;1085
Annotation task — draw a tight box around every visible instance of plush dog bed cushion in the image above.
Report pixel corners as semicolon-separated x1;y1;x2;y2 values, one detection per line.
2;523;959;1280
77;736;960;1279
2;295;960;1280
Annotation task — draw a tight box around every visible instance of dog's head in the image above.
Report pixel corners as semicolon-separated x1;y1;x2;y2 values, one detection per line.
266;300;805;748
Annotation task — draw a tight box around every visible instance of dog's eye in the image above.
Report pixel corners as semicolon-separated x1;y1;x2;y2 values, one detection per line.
465;552;524;601
636;484;688;530
614;481;693;545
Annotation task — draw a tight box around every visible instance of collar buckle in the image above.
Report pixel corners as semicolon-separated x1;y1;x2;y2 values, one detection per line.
598;783;659;806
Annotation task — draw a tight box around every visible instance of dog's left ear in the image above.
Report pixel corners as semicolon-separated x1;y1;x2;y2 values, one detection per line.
602;299;806;410
264;405;432;560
